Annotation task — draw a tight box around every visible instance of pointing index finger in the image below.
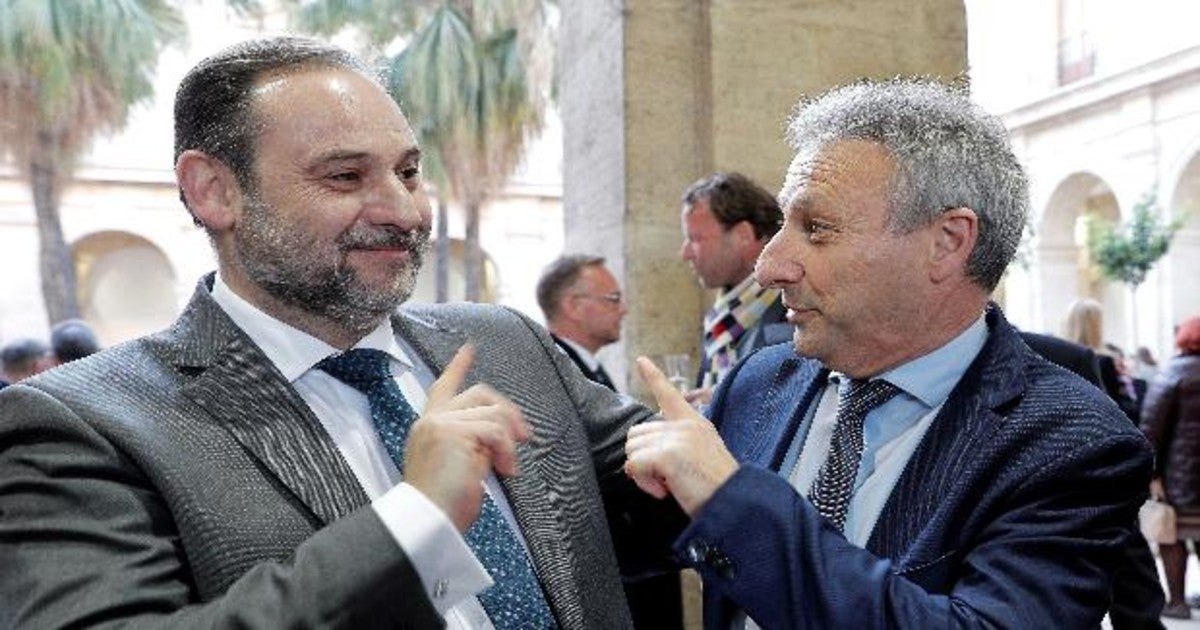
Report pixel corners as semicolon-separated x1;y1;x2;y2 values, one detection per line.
636;356;694;420
428;344;475;409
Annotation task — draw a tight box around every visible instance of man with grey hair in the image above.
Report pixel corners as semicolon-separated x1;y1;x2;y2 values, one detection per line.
624;79;1152;627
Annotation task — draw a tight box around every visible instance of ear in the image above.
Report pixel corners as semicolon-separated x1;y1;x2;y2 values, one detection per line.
559;292;585;323
928;207;978;283
176;150;243;233
730;220;758;247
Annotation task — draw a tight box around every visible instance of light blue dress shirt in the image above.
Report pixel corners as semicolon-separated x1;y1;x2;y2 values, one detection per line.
778;315;989;545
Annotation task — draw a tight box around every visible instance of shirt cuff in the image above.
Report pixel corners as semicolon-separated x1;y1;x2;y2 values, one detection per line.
373;482;493;613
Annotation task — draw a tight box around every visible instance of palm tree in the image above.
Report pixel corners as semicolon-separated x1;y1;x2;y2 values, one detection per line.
0;0;185;324
288;0;552;302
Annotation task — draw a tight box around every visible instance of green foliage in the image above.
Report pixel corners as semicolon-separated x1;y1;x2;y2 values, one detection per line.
0;0;185;166
285;0;434;48
283;0;552;300
1088;192;1183;288
0;0;187;323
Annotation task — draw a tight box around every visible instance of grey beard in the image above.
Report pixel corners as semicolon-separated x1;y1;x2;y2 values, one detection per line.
235;197;431;335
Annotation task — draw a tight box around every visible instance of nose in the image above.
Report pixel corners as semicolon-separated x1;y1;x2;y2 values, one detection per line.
366;173;429;230
754;231;801;288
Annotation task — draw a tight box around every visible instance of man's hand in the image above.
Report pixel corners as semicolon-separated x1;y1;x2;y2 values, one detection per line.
624;357;738;516
404;345;530;532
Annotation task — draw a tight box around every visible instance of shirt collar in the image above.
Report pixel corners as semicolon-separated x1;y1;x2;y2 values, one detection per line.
829;314;989;409
555;335;601;371
210;273;415;383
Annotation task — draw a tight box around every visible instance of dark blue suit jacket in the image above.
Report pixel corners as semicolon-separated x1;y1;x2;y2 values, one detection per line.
675;307;1153;628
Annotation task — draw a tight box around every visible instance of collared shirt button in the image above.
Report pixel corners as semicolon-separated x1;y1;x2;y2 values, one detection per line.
432;579;449;599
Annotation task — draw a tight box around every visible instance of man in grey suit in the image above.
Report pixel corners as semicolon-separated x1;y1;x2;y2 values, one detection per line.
0;37;655;629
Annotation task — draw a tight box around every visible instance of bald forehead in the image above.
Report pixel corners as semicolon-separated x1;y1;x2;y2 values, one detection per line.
249;66;418;161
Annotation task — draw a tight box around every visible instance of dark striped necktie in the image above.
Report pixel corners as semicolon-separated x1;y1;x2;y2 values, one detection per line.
808;378;901;531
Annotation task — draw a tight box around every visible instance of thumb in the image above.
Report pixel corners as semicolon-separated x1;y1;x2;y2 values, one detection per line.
636;356;694;420
427;344;475;409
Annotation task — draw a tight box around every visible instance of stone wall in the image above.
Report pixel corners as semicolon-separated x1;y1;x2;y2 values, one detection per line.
561;0;968;394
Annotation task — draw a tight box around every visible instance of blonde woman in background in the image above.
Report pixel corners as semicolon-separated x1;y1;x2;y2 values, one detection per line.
1065;298;1140;421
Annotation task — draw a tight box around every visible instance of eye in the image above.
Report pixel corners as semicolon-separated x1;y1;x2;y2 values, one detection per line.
398;164;421;180
328;171;361;182
804;219;836;242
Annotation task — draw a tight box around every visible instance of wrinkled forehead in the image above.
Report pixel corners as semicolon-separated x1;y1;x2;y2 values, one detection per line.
777;139;895;210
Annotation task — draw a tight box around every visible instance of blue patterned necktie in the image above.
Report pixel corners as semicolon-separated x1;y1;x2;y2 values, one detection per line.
808;378;901;532
317;349;556;629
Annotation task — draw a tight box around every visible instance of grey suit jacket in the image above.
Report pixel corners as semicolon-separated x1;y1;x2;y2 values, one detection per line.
0;277;653;629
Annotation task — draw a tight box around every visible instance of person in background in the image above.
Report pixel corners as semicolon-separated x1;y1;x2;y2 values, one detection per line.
1140;316;1200;620
48;319;102;366
1134;346;1160;382
1065;298;1140;422
679;172;790;406
0;338;50;387
535;253;685;629
535;255;626;392
624;78;1152;628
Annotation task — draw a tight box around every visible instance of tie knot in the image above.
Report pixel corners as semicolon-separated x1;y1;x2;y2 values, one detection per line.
317;348;393;395
843;378;901;412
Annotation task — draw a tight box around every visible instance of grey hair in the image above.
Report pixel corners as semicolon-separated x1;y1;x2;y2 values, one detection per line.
781;78;1029;291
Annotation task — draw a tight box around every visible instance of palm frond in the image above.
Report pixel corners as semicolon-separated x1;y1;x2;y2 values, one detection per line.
287;0;438;48
0;0;184;170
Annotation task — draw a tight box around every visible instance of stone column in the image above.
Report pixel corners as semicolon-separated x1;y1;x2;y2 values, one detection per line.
561;0;968;395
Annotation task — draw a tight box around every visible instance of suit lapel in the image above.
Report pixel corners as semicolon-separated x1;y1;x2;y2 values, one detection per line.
393;310;586;626
172;279;369;525
720;355;827;472
867;307;1026;565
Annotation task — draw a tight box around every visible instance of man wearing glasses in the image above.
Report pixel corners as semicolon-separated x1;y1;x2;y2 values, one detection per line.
535;255;626;392
536;254;684;629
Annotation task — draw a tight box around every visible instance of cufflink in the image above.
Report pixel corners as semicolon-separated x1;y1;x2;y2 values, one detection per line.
433;579;449;599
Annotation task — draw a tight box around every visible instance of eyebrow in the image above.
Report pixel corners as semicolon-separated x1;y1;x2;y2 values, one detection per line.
310;147;422;164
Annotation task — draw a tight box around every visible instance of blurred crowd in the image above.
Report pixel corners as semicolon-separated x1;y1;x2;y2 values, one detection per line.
0;319;101;390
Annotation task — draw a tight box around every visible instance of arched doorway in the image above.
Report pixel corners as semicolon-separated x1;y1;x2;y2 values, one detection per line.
73;231;179;345
1036;172;1128;344
1168;152;1200;335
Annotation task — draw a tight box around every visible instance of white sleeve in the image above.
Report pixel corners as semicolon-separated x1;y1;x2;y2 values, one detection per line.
372;482;493;613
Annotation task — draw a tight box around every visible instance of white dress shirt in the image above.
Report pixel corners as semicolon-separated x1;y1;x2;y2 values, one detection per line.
211;275;520;629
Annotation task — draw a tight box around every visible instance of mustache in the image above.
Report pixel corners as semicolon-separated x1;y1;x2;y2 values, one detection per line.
338;225;431;252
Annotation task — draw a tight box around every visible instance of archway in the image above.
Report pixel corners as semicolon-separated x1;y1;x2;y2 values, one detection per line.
1168;151;1200;335
73;231;178;345
1036;172;1128;345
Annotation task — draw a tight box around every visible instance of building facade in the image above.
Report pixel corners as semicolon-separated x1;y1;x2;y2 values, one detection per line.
970;0;1200;360
0;0;564;346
